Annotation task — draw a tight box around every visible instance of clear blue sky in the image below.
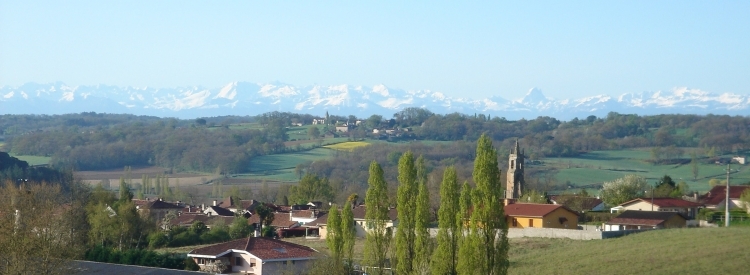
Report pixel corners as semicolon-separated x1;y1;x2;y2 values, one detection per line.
1;1;748;99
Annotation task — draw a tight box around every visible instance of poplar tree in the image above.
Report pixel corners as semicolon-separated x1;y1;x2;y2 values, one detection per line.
460;134;509;275
395;151;417;275
118;177;132;203
341;198;356;271
364;161;391;274
431;166;460;275
326;205;343;259
456;181;479;273
414;155;431;274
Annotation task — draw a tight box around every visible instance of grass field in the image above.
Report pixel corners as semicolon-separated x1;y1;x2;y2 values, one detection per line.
282;226;750;275
323;141;370;151
510;227;750;275
544;149;750;192
239;148;337;182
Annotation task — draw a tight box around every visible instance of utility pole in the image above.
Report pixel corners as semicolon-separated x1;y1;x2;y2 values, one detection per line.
726;163;730;228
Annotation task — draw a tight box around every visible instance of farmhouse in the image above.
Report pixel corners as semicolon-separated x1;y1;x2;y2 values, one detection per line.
504;201;579;229
188;236;319;274
610;198;703;219
604;210;687;231
700;185;750;210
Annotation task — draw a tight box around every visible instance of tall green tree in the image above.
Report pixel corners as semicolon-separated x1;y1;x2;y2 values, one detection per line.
395;151;417;275
431;166;460;275
229;216;252;239
363;161;391;274
690;152;700;180
458;134;509;275
326;205;343;259
288;173;334;205
456;180;477;273
341;198;356;272
413;163;431;274
118;177;132;203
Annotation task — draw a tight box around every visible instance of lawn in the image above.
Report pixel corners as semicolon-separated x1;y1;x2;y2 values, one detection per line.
285;226;750;275
509;227;750;275
545;149;750;193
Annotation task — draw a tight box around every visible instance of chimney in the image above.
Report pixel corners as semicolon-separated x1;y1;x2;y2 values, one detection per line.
694;192;698;201
253;229;259;237
213;200;217;206
201;203;205;211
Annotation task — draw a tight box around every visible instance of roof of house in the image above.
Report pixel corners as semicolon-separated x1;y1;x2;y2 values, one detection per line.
549;195;604;210
503;203;577;217
304;212;329;227
188;237;318;260
619;198;703;208
702;185;750;205
607;210;686;226
351;205;398;221
247;212;299;228
144;200;183;209
206;205;236;217
291;210;321;219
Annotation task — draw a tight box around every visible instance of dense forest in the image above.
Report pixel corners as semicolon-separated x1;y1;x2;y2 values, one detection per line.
3;110;749;174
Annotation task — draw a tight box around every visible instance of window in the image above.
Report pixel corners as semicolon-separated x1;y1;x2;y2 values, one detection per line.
236;256;243;266
512;218;517;227
250;262;256;267
510;160;515;169
529;219;534;227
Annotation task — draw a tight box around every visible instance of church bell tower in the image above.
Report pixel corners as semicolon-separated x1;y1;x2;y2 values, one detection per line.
506;139;525;199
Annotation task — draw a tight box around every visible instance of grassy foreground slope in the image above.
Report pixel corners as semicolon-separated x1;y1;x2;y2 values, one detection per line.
510;227;750;275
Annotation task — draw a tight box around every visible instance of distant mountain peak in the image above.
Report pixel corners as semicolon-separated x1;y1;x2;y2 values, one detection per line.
1;82;748;119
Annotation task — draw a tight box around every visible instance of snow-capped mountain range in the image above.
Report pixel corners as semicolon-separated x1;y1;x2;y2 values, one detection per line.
1;82;749;120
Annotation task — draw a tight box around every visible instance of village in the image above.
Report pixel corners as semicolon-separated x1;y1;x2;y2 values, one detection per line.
105;141;749;274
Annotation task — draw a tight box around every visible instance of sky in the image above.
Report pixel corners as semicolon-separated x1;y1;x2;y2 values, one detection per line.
1;1;748;100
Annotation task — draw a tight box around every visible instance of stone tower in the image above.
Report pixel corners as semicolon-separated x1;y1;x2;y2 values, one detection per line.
506;139;525;199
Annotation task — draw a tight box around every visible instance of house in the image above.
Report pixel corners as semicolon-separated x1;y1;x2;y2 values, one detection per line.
187;236;319;274
312;118;325;125
549;195;605;212
289;210;324;226
247;211;300;230
351;205;398;237
203;205;236;217
733;156;746;165
303;213;329;239
609;198;703;219
503;202;579;229
134;198;184;222
604;210;687;231
335;125;350;132
700;185;750;210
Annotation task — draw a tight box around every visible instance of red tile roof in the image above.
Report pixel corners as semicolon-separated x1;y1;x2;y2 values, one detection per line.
619;198;703;208
702;185;750;205
247;212;299;228
351;205;398;221
607;210;686;227
503;203;576;217
291;210;320;219
304;212;329;227
188;237;318;260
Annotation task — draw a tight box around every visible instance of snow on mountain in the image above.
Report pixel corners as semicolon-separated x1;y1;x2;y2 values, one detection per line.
0;82;748;119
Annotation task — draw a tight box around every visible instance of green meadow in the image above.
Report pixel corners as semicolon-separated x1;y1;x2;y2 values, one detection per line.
238;148;337;182
545;149;750;192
